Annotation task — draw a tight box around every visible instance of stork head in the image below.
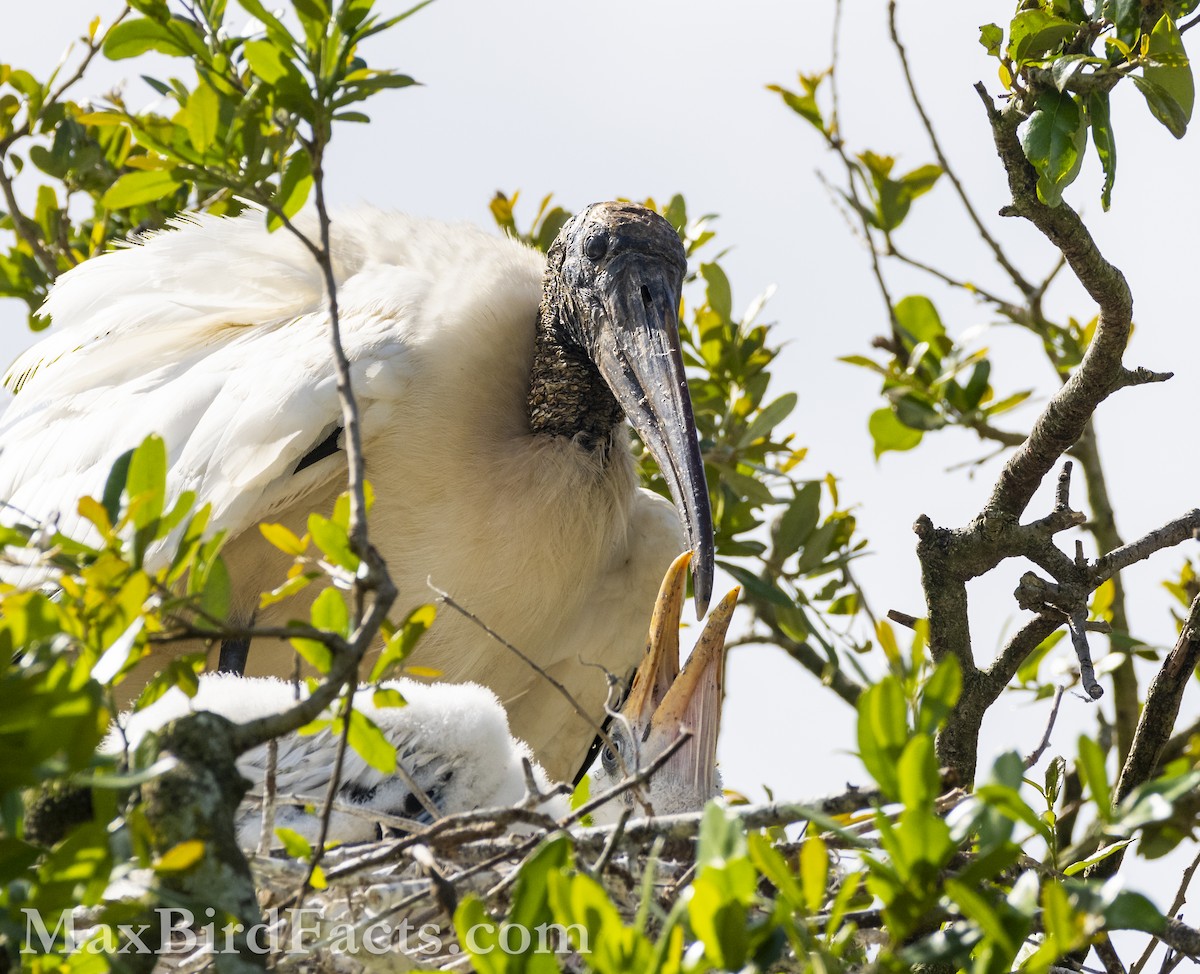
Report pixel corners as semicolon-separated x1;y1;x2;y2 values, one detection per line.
538;202;714;615
589;552;738;822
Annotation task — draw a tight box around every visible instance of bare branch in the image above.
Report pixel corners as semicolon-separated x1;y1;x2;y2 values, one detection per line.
1113;594;1200;808
1067;608;1103;700
974;84;1136;524
1093;510;1200;584
1024;684;1067;769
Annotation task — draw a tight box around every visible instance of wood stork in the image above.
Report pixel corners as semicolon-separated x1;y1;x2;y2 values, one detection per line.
0;202;714;780
105;561;737;847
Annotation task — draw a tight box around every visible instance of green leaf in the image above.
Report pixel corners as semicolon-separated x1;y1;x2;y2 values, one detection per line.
1063;839;1132;875
893;294;945;346
270;152;313;231
1143;14;1194;130
1077;735;1112;819
1102;889;1167;934
126;434;167;530
199;556;230;622
347;709;397;773
186;83;219;154
1020;88;1086;206
767;83;823;130
244;39;288;84
1007;10;1078;63
799;835;829;914
100;169;182;209
738;392;796;448
103;18;190;59
275;827;313;859
1132;75;1190;137
895;394;946;432
773;481;821;558
699;262;732;323
979;23;1004;58
917;657;962;735
1108;0;1141;46
370;603;436;681
310;587;349;637
307;513;358;571
963;359;992;409
857;676;908;798
868;407;923;459
697;801;747;868
898;735;940;810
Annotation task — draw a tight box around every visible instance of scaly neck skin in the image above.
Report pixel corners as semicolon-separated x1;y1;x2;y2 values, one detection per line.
527;272;623;452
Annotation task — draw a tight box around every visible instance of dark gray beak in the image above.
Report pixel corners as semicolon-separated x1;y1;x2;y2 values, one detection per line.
592;255;714;616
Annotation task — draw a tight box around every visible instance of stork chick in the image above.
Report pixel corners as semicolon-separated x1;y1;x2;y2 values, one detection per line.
1;203;714;781
588;551;737;817
106;555;738;847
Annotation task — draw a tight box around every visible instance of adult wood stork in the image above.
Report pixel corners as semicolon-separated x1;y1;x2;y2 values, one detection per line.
106;560;737;847
0;202;714;780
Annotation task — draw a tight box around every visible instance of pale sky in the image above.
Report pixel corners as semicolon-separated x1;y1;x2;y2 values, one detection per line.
4;1;1199;904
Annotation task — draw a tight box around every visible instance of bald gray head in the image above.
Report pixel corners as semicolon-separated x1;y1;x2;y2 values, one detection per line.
530;203;713;614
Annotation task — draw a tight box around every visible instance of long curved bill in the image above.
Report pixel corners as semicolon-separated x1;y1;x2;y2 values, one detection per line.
644;586;739;799
593;258;715;617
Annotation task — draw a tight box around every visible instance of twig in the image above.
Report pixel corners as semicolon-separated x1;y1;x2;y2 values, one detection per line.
1112;595;1200;808
826;0;902;346
1095;939;1128;974
300;681;358;899
430;581;615;747
888;0;1034;296
256;739;279;858
590;806;631;876
1024;684;1067;769
1093;511;1200;585
973;83;1135;524
1067;609;1103;700
887;609;920;630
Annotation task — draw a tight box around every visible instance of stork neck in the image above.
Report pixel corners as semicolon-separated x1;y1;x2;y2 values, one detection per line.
528;285;623;451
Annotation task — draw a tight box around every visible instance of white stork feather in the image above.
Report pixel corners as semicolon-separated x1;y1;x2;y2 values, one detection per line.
1;205;711;780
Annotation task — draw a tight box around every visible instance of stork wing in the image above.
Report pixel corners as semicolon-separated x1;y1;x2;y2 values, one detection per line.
0;211;436;579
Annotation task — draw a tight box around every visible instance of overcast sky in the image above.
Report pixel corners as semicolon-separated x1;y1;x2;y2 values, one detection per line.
4;1;1199;899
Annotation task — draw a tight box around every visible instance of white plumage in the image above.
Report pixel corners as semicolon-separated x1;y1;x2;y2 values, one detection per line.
105;674;565;848
0;204;714;780
104;556;737;848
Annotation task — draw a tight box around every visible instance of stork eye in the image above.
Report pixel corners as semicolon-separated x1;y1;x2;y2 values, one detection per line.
600;739;621;774
584;234;608;262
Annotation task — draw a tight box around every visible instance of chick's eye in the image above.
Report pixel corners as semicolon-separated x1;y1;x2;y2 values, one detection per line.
601;739;620;773
584;234;608;262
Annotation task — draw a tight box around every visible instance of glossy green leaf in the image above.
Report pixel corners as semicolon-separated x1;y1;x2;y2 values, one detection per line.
310;587;349;638
103;18;190;59
868;407;923;459
347;709;397;773
1021;88;1086;206
979;23;1004;57
1007;10;1077;63
186;83;219;153
1132;75;1190;137
1143;15;1194;131
100;169;182;209
126;434;167;530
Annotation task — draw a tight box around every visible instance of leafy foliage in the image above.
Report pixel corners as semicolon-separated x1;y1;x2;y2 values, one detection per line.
1;1;1200;972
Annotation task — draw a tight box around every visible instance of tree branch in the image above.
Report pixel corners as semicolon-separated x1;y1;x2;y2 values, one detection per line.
974;85;1136;524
